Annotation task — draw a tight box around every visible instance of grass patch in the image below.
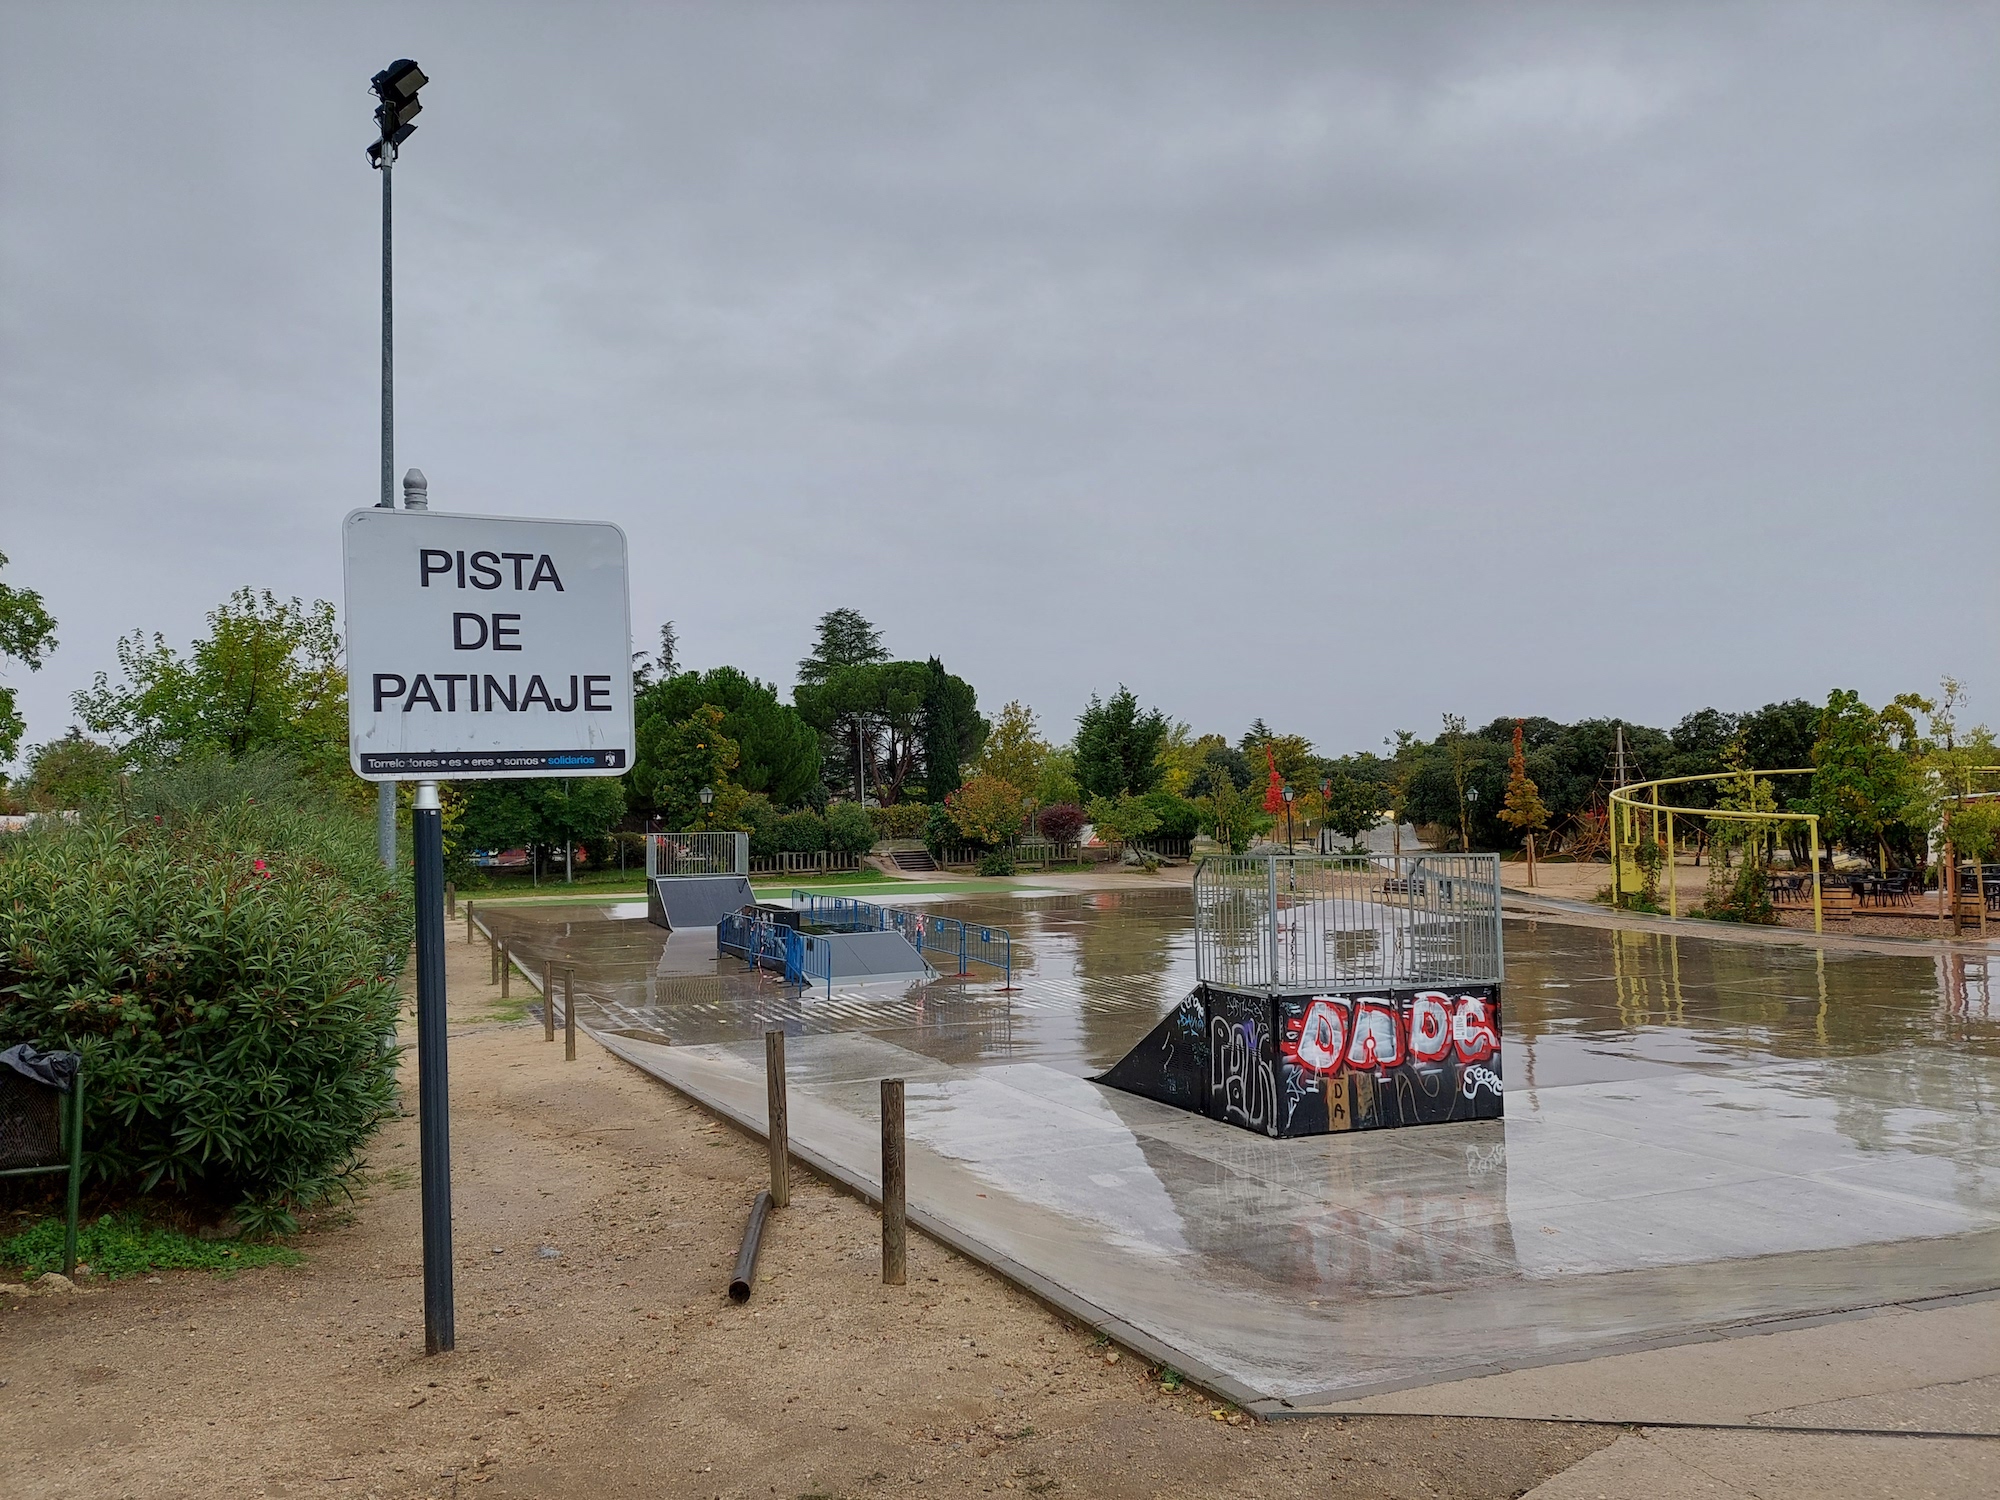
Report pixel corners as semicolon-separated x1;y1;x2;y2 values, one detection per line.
2;1211;302;1280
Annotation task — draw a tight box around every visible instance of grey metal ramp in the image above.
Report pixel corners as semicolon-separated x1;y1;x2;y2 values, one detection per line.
647;875;754;931
797;928;935;980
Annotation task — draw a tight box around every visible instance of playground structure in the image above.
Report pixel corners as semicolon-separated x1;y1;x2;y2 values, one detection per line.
1102;853;1505;1139
1607;765;2000;934
718;891;1016;998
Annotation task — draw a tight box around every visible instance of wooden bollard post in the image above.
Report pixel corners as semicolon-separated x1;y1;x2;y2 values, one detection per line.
881;1078;905;1286
501;943;511;1000
466;903;475;945
563;966;577;1062
446;882;456;919
766;1031;790;1208
543;959;556;1043
489;932;499;985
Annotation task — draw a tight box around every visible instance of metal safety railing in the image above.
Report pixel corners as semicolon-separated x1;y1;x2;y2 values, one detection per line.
789;891;1014;985
1193;853;1503;993
646;831;749;879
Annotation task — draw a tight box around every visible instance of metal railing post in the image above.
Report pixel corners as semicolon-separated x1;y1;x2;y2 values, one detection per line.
1266;857;1280;990
1809;819;1823;935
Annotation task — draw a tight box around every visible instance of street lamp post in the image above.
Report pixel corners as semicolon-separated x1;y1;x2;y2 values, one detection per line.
367;58;428;872
1320;776;1332;854
700;785;715;823
1465;786;1479;852
1282;784;1295;853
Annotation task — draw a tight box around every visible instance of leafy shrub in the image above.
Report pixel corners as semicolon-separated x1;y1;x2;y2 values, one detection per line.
824;801;876;857
0;761;411;1227
1087;793;1160;844
772;809;828;855
865;801;930;839
1037;803;1086;845
977;850;1016;877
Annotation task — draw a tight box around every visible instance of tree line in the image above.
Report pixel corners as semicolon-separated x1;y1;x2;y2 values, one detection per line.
5;562;1992;879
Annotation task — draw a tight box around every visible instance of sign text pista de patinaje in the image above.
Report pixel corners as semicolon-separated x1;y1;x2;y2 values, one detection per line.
343;510;633;780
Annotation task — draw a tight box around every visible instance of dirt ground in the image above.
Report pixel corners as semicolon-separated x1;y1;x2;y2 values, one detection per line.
0;929;1612;1500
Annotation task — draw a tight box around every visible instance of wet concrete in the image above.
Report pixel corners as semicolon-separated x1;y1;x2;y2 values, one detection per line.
477;891;2000;1407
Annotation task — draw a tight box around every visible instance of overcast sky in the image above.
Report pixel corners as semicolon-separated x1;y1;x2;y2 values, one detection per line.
3;1;1996;769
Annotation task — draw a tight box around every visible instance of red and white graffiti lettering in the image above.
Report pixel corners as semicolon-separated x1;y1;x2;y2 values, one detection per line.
1407;991;1453;1064
1346;1000;1404;1069
1451;994;1499;1063
1289;998;1348;1073
1281;990;1499;1076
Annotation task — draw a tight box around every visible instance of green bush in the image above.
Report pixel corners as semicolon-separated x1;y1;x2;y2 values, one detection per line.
977;850;1016;877
0;761;411;1229
865;801;930;840
824;801;876;857
922;803;958;857
1139;791;1201;841
772;809;828;854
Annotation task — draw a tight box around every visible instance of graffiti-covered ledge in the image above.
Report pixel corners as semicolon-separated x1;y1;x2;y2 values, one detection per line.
1098;854;1506;1138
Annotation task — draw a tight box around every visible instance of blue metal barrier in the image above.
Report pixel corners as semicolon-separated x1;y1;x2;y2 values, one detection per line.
789;891;1012;987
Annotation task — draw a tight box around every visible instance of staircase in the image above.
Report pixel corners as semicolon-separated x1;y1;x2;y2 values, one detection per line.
890;848;939;873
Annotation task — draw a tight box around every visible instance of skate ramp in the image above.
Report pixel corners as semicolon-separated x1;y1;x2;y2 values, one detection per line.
647;875;755;931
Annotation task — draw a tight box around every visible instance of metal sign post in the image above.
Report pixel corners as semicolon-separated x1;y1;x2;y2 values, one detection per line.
345;506;633;1358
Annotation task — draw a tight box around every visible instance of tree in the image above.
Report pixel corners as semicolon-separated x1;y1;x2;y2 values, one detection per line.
1075;688;1167;799
919;656;986;800
1086;793;1160;845
1441;713;1475;852
1194;774;1262;853
1037;802;1086;844
73;589;347;781
461;776;626;879
1153;722;1205;795
796;608;887;686
1035;746;1082;807
630;704;740;828
794;660;939;804
21;731;123;811
634;667;820;809
1320;772;1381;849
0;551;57;765
1497;719;1551;882
1811;688;1926;865
970;701;1050;800
633;621;679;690
1185;738;1251;800
944;774;1026;847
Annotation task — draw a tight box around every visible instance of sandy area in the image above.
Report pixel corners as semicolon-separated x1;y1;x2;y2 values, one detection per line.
0;925;1610;1499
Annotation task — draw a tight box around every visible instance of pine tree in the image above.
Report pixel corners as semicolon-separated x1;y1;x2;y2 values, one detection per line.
796;608;887;687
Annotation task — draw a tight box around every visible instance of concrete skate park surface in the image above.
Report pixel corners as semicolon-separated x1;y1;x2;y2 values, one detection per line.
477;887;2000;1426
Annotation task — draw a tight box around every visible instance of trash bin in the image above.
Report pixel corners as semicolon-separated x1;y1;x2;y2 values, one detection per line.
0;1045;85;1277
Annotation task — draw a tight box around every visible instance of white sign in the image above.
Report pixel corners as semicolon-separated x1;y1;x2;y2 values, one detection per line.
343;509;633;781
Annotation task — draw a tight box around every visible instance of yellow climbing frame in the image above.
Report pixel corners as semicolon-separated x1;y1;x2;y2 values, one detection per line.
1607;770;1824;933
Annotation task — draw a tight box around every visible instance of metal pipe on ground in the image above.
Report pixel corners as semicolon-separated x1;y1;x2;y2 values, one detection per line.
728;1189;773;1303
882;1078;905;1285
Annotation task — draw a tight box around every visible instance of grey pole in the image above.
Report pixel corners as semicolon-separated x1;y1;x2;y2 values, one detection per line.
375;148;398;871
411;779;455;1353
402;468;428;510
